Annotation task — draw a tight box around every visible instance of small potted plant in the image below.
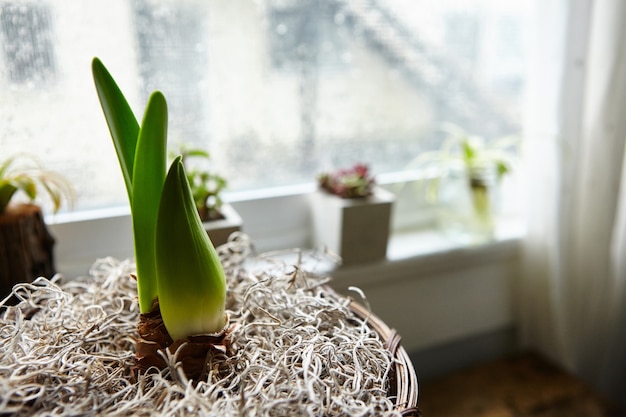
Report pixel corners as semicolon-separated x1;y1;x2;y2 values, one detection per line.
410;124;518;243
174;144;242;247
311;163;395;266
0;154;73;298
92;57;232;374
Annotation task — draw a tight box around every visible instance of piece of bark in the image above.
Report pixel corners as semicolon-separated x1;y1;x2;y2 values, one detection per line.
0;204;56;300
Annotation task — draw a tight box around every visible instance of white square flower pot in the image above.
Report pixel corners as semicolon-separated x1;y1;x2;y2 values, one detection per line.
310;187;394;265
203;203;243;247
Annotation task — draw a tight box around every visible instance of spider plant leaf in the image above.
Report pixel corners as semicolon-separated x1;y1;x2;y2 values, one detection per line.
495;160;510;180
184;149;210;159
0;182;17;212
40;181;62;213
13;176;37;200
0;156;16;179
461;138;476;165
132;91;168;313
155;156;227;341
92;57;140;202
425;176;440;203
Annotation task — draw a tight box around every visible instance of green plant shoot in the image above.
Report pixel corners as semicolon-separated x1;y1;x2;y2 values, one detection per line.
131;92;167;313
91;59;139;201
156;157;227;340
92;58;164;313
92;58;227;339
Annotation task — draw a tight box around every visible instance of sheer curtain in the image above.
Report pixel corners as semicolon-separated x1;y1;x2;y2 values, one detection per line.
520;0;626;405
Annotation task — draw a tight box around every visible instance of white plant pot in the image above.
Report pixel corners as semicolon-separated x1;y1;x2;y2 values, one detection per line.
203;203;243;247
310;187;395;266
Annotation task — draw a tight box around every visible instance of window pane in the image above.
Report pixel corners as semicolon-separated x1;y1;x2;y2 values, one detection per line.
0;0;531;211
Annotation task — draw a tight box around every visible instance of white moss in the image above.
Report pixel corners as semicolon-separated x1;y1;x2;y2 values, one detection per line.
0;234;401;416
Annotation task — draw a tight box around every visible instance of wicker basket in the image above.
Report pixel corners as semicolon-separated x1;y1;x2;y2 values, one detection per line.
337;292;420;416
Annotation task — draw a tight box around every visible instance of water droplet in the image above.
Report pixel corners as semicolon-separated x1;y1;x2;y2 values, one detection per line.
275;23;288;35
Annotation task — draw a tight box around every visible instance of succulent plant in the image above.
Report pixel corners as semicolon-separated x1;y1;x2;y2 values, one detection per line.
317;163;375;199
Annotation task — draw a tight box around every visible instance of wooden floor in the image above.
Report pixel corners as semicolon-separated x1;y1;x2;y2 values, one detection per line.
418;352;624;417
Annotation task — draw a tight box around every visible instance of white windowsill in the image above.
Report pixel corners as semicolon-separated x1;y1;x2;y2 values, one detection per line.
46;182;524;281
324;219;523;289
389;220;524;262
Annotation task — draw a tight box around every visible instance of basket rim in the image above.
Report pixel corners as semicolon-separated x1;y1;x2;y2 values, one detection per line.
348;300;419;415
321;285;419;415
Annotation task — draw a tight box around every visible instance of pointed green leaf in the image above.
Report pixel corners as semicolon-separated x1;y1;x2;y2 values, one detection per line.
0;182;17;212
184;149;210;159
495;160;510;180
13;176;37;200
156;157;227;341
92;57;139;202
132;91;168;313
461;138;475;164
40;181;61;213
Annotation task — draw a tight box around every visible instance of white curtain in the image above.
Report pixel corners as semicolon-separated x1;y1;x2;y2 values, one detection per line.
520;0;626;405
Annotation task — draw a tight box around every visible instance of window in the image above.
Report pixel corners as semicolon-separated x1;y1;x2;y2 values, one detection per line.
1;2;56;85
0;0;531;212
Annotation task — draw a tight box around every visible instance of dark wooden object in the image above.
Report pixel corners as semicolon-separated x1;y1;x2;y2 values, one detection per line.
0;204;56;299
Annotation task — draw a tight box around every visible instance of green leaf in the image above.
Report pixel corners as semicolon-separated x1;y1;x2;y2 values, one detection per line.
495;160;510;180
0;156;16;179
41;181;61;213
0;182;17;212
155;157;227;341
184;149;210;159
13;176;37;200
132;91;168;313
92;57;140;202
461;138;476;165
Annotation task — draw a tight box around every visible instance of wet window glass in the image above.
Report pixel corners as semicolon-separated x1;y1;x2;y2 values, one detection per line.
0;0;531;211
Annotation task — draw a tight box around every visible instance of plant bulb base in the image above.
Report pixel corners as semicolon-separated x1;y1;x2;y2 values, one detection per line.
133;300;233;382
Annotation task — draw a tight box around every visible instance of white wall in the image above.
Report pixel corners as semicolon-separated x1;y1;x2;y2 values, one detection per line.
330;236;520;355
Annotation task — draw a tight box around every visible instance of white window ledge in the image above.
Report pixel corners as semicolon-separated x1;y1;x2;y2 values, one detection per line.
46;183;524;282
325;219;524;289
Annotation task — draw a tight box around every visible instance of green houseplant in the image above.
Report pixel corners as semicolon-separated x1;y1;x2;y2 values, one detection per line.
0;154;73;214
92;57;229;370
311;163;395;266
410;124;518;242
174;144;227;221
0;154;73;298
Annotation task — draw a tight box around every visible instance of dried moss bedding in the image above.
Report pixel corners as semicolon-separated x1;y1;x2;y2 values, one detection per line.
0;235;401;416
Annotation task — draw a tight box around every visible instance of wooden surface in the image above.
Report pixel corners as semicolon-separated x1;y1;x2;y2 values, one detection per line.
0;204;55;299
419;352;623;417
